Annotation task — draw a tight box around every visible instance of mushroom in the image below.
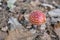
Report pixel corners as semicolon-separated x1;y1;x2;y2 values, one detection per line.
29;10;46;26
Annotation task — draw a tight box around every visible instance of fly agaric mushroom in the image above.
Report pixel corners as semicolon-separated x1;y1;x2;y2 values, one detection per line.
29;10;46;25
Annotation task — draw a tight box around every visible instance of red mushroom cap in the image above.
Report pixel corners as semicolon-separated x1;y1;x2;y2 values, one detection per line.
29;10;46;25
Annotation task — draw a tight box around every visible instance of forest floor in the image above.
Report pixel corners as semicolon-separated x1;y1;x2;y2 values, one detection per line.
0;0;60;40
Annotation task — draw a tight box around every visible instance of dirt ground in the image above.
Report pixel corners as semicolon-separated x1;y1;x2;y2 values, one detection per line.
0;0;60;40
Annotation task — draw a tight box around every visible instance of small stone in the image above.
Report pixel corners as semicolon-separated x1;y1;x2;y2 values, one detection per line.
30;0;40;7
0;0;1;2
1;26;8;32
0;3;2;5
30;29;36;34
48;9;60;17
20;8;27;14
40;24;46;30
41;3;55;9
8;17;22;31
7;0;16;4
6;7;10;10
